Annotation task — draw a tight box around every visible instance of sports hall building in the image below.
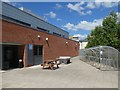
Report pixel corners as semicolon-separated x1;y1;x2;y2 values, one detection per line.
0;2;79;70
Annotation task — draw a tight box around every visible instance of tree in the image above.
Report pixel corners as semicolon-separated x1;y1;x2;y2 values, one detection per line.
86;11;120;49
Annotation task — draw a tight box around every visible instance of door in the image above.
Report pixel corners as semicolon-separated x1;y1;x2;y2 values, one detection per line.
34;45;43;65
3;45;18;69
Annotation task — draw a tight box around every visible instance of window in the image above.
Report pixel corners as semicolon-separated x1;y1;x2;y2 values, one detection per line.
53;32;61;37
34;46;38;55
2;15;31;27
34;45;43;56
73;37;79;39
37;27;49;33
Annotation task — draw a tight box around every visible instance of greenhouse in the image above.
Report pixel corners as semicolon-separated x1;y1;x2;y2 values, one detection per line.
80;46;120;71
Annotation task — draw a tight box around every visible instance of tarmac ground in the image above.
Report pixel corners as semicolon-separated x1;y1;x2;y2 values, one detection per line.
0;56;118;88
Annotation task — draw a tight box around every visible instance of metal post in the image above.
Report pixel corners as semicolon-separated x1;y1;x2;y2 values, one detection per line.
99;46;103;70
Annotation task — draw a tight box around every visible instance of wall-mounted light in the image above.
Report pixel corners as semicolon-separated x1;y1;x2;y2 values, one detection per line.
19;59;22;62
66;42;68;44
76;43;77;45
37;35;40;39
46;37;49;41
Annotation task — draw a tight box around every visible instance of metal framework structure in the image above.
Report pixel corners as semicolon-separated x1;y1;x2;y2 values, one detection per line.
79;46;120;71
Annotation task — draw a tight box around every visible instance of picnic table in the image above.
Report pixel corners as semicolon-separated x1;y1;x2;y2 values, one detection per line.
41;59;59;70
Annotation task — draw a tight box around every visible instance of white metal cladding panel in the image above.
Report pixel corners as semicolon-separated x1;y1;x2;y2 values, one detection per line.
2;2;69;38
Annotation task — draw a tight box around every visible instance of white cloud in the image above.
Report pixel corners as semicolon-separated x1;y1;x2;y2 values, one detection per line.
75;19;103;30
102;2;118;8
67;2;118;15
45;11;56;18
55;4;63;9
67;2;95;15
95;0;118;8
43;16;48;21
67;2;85;15
64;23;77;31
56;18;62;21
63;18;103;31
86;2;117;9
116;12;120;22
86;2;95;9
95;0;119;2
95;2;101;8
19;7;23;10
73;34;87;40
116;12;120;17
45;12;62;21
86;10;92;15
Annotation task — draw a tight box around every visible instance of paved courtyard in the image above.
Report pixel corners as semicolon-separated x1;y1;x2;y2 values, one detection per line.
1;56;118;88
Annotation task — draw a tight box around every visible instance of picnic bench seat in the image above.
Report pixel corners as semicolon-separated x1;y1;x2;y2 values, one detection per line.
41;59;59;70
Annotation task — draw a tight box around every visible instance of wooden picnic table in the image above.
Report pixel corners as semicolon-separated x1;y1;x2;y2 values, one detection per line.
41;59;59;70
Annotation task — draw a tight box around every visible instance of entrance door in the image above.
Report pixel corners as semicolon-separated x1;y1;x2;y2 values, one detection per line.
33;45;43;65
2;45;18;69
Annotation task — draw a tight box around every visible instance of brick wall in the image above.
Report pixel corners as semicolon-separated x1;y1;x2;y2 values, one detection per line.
2;20;79;66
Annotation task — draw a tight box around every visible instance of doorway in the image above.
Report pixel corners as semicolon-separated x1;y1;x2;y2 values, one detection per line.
2;44;24;70
33;45;43;65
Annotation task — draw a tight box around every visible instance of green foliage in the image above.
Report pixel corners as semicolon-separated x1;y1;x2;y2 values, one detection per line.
86;11;120;49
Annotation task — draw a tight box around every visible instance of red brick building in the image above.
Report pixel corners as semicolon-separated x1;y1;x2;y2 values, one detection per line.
0;2;79;70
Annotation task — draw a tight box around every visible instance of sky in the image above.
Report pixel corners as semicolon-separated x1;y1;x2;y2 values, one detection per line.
9;2;118;40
